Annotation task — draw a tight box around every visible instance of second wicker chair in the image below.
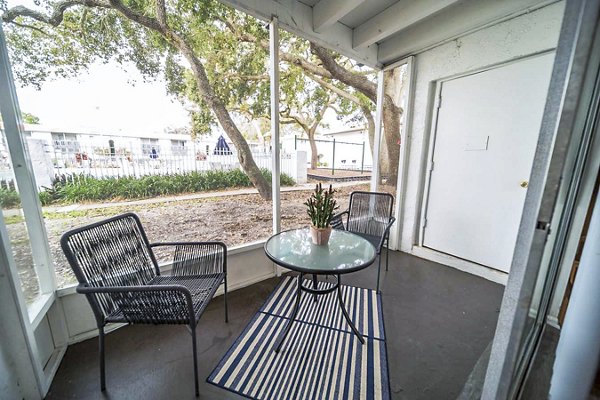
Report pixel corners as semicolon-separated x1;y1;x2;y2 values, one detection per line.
332;191;395;292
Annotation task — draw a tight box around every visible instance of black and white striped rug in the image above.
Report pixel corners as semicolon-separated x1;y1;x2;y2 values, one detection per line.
208;276;390;399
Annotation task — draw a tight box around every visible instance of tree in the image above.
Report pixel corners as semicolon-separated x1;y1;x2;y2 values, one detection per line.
188;17;365;170
225;22;403;183
2;0;403;188
2;0;272;199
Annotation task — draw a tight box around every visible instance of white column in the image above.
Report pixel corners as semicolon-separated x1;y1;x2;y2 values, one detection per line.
270;17;281;276
370;69;384;191
0;23;55;295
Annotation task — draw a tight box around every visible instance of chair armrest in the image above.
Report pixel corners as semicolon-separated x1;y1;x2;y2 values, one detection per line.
331;210;349;230
377;217;396;250
150;241;227;277
77;284;195;324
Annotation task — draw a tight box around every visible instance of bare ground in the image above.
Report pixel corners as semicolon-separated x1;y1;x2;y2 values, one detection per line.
9;183;371;302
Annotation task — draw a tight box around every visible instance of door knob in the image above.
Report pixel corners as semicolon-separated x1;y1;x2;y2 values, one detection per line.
520;181;529;188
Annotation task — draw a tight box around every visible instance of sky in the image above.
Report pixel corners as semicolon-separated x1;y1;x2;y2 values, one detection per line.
8;0;190;135
16;63;190;135
15;61;345;137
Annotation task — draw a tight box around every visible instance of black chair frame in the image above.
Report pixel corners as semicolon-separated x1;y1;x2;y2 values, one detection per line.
332;191;395;292
60;213;227;397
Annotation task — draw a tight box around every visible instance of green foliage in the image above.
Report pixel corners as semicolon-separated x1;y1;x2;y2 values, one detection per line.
0;188;20;208
44;170;294;204
38;190;54;206
304;183;338;228
3;214;25;225
21;112;40;124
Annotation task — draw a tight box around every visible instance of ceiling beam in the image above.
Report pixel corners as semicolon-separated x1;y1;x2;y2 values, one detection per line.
313;0;365;33
377;0;560;66
353;0;460;49
216;0;379;68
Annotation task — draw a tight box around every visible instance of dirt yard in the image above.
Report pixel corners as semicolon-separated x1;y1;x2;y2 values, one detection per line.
8;183;372;302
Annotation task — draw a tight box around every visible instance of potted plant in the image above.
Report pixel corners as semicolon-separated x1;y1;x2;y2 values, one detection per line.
304;183;338;245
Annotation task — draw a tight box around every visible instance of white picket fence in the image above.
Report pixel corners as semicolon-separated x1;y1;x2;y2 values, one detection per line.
1;140;307;192
50;146;297;182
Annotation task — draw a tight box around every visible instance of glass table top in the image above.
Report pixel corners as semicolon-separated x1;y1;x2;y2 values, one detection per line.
264;228;376;274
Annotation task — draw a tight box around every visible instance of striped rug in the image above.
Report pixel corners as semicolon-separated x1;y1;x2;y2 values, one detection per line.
208;276;390;399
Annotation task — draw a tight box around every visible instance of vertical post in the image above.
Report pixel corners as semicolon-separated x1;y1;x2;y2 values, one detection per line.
361;141;365;174
331;138;336;175
270;17;281;274
0;23;55;295
294;135;297;150
371;70;385;191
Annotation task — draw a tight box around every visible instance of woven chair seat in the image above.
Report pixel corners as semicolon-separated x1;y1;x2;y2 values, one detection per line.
105;273;225;324
152;273;225;320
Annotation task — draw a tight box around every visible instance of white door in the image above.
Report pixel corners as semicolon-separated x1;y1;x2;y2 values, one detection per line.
422;53;555;272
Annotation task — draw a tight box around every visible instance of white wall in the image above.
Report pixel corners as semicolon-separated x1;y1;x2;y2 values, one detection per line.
397;2;565;282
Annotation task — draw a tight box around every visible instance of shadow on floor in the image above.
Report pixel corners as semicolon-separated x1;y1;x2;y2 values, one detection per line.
46;251;504;400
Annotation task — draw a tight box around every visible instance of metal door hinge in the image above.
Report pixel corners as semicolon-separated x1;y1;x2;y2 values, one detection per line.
536;220;551;234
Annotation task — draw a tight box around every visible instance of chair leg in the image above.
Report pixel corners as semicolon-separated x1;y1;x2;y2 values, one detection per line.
386;243;390;272
377;254;382;293
99;325;106;391
224;277;229;323
191;325;199;397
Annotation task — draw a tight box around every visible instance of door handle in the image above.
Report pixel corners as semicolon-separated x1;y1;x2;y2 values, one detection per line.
520;181;529;188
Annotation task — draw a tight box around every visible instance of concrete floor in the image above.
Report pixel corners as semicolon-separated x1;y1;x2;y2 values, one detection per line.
46;251;504;400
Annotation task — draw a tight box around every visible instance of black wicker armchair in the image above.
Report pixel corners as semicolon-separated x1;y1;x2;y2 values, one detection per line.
331;191;395;292
60;213;227;396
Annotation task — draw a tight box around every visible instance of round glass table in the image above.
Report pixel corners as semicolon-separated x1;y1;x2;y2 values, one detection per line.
264;228;376;352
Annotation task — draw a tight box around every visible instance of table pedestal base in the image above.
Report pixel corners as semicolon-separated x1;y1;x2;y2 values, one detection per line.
273;273;365;353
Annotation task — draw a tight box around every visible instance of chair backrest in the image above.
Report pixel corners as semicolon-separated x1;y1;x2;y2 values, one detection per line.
347;191;394;238
60;213;159;319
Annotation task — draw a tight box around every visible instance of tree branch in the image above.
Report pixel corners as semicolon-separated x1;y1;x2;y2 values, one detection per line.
3;0;111;26
310;42;376;102
107;0;163;32
10;21;51;36
155;0;167;28
307;73;363;106
220;20;335;80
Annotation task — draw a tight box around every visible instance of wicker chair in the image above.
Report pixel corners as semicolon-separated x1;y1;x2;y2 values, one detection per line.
60;213;227;396
332;191;395;292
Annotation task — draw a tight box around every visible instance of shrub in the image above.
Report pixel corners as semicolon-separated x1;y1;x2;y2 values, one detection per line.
0;188;21;208
45;169;295;204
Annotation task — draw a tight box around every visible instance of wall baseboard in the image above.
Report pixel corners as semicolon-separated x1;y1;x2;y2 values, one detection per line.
411;246;509;285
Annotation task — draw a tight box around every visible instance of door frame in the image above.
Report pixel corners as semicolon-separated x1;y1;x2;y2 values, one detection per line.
417;50;557;267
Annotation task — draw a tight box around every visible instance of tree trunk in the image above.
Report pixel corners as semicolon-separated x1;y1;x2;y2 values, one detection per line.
381;71;402;186
308;129;319;169
361;105;375;161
